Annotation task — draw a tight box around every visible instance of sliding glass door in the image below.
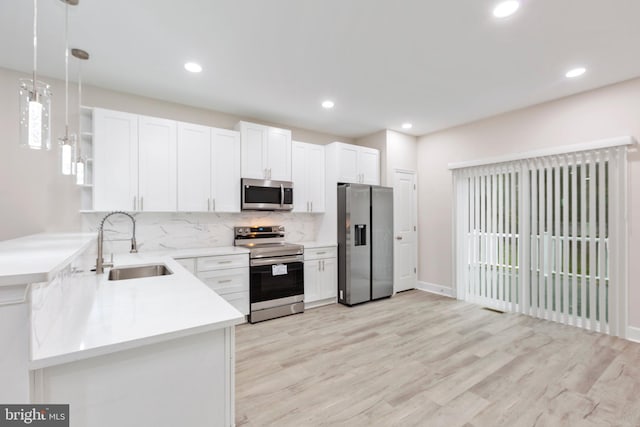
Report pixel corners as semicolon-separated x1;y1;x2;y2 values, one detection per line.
453;147;628;336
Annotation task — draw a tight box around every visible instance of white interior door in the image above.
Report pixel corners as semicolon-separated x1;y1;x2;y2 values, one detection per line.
393;170;417;292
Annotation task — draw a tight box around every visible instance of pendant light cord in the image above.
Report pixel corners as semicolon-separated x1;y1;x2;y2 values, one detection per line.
32;0;38;99
64;0;69;140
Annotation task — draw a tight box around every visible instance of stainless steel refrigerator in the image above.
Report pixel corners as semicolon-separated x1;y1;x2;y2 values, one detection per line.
337;184;394;305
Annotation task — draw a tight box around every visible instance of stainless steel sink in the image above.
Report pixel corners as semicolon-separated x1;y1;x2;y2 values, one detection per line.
108;264;173;281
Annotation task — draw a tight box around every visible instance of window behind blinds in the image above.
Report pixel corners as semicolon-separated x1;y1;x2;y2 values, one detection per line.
453;146;628;336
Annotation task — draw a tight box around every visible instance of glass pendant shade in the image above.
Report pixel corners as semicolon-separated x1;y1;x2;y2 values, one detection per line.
60;134;77;175
18;79;52;150
75;157;85;185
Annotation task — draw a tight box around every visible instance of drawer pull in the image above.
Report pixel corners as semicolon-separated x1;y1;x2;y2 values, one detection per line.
316;251;326;255
218;279;232;284
217;261;232;264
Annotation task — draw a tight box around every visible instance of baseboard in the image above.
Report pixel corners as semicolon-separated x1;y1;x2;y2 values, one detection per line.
416;281;456;298
627;326;640;343
305;297;336;309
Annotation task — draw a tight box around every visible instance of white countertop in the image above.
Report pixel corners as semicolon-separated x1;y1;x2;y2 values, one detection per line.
300;241;338;249
30;253;244;369
0;233;95;287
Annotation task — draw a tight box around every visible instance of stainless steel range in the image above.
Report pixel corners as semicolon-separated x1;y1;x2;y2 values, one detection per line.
234;226;304;323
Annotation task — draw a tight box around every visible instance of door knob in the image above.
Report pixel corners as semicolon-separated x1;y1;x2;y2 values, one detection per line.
396;236;403;240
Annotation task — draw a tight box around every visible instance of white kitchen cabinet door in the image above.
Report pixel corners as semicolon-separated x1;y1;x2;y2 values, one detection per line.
319;257;337;300
359;147;380;185
238;122;267;179
177;123;211;212
336;143;360;184
304;261;320;303
237;121;292;180
266;127;292;181
291;142;308;212
292;141;325;213
93;108;139;211
211;129;241;212
138;116;177;212
307;143;325;212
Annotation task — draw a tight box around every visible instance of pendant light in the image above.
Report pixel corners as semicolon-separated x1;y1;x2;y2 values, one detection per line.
18;0;52;150
72;48;90;186
59;0;79;175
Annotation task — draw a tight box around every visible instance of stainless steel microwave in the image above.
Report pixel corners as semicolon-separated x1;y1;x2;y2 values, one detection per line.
241;178;294;211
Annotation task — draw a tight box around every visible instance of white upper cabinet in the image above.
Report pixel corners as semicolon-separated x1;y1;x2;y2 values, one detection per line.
93;108;139;211
211;128;241;212
336;143;360;184
177;123;211;212
236;121;291;180
358;147;380;185
332;142;380;185
138;115;177;212
292;141;325;213
177;124;240;212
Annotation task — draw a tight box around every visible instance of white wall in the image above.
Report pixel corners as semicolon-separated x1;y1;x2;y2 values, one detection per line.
386;130;418;180
417;76;640;328
0;66;352;241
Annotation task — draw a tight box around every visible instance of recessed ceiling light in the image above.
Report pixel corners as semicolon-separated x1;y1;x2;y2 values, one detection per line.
493;1;520;18
402;123;413;130
184;62;202;73
322;100;335;109
565;67;586;78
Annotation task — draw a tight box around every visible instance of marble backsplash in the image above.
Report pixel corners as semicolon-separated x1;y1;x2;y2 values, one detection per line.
81;211;322;254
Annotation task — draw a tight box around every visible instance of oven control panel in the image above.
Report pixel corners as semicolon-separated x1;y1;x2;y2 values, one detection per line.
234;225;285;238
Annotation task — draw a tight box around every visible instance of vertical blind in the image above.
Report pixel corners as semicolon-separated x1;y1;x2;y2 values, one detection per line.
453;145;628;336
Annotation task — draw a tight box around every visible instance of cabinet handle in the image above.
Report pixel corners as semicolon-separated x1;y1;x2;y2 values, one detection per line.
311;201;313;212
207;198;211;211
213;198;216;211
133;196;137;211
264;168;268;179
140;197;144;211
306;201;309;212
217;260;232;264
316;251;326;255
322;260;325;271
318;260;321;272
217;279;232;284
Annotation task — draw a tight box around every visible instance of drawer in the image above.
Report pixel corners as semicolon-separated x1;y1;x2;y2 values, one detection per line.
174;258;196;274
221;291;249;316
304;246;337;261
198;268;249;295
197;254;248;272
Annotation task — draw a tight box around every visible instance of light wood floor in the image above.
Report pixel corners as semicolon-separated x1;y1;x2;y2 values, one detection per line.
235;290;640;426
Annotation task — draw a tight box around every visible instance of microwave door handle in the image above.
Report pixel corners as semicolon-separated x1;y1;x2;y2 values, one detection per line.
280;184;284;207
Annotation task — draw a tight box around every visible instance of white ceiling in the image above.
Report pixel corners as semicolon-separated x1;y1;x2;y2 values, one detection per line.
1;0;640;138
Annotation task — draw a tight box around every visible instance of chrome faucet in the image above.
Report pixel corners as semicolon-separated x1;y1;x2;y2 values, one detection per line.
96;211;138;274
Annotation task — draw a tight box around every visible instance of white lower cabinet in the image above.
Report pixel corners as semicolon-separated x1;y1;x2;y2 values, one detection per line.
34;328;235;427
195;254;249;316
304;246;337;307
173;254;249;316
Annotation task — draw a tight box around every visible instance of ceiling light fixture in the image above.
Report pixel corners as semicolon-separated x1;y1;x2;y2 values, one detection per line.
401;123;413;130
184;62;202;73
565;67;586;78
322;100;335;109
493;1;520;18
18;0;52;150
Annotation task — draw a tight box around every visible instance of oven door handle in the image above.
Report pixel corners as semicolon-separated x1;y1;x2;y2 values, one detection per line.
250;256;303;267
